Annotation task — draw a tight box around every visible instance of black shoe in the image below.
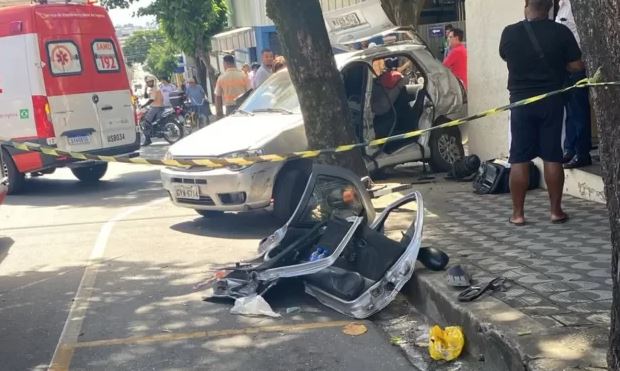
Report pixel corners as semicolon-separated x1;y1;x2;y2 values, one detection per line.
562;153;575;164
564;154;592;169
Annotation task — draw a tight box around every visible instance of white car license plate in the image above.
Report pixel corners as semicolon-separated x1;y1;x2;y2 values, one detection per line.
67;135;91;145
174;184;200;200
106;133;126;143
329;12;362;31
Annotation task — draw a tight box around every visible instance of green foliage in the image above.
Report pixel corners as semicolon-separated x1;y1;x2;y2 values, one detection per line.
144;42;180;80
99;0;134;9
138;0;228;55
123;29;166;65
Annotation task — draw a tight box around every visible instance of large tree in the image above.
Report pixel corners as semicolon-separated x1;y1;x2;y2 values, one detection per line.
100;0;227;88
138;0;227;88
570;1;620;369
144;41;180;80
266;0;367;176
122;29;165;66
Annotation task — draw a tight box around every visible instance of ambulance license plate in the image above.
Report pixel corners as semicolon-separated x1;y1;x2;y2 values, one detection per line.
174;184;200;200
68;135;91;145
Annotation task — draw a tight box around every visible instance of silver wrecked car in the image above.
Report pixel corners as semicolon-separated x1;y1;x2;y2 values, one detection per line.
161;41;466;221
206;165;448;319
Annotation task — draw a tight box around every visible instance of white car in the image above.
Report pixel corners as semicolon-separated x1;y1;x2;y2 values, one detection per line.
161;41;466;221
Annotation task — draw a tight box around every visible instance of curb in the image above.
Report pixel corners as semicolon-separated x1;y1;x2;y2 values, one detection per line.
403;268;609;371
404;270;527;370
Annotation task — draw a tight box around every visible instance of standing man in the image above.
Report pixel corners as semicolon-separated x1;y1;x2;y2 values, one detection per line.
214;54;251;118
185;78;209;127
442;28;468;89
159;77;177;107
442;24;454;60
556;0;592;168
252;49;274;89
499;0;584;226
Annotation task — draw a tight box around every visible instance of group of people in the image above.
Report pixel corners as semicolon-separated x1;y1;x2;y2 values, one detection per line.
141;76;209;127
140;48;288;125
213;49;287;118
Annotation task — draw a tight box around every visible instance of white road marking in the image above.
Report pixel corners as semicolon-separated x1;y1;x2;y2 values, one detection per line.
48;198;166;370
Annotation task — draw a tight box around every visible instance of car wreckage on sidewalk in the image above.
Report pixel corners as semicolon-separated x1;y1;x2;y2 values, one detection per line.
206;165;448;319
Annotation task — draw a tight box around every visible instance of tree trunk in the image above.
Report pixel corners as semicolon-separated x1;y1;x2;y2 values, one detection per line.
266;0;367;177
571;2;620;369
380;0;427;27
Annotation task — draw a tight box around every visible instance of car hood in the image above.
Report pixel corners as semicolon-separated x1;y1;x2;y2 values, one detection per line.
169;113;304;157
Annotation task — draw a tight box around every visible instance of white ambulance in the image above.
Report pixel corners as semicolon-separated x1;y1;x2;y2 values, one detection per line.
0;0;139;194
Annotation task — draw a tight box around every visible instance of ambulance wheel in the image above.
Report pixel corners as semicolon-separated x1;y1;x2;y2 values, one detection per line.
1;149;25;195
72;163;108;183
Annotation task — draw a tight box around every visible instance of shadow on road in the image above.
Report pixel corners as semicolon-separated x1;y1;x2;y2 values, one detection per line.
0;258;342;370
4;168;165;209
170;210;281;240
0;236;14;265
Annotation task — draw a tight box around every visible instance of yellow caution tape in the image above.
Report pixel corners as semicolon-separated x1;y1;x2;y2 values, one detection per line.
1;77;618;169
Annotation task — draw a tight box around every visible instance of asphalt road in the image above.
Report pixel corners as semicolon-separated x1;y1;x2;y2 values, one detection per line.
0;143;414;370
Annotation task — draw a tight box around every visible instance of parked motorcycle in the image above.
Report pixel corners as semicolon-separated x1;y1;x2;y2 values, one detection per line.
137;104;184;146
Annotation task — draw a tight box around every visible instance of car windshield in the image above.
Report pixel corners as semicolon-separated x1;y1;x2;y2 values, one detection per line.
239;70;302;114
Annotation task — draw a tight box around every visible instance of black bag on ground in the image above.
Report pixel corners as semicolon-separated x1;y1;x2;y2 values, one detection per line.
473;160;540;194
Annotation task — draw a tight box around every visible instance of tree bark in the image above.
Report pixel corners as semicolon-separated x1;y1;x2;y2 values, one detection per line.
571;2;620;369
266;0;367;177
380;0;427;27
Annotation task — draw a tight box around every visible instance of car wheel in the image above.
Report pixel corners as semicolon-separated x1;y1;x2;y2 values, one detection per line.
196;210;224;218
71;163;108;183
429;126;464;172
1;149;25;194
273;168;306;222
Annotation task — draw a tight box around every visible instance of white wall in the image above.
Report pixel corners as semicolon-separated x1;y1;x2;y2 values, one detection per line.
229;0;273;27
463;0;524;160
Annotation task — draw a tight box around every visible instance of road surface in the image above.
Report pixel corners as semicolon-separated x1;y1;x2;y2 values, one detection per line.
0;143;414;370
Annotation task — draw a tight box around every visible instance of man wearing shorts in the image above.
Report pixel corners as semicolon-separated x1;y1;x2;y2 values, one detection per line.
499;0;584;226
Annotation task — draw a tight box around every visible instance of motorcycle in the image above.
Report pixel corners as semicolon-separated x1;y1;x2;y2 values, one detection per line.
137;104;184;146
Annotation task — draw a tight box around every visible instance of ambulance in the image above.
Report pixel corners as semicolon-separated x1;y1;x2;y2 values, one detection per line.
0;0;139;194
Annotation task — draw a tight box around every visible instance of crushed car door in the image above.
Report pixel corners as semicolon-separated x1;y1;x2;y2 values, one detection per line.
209;166;374;300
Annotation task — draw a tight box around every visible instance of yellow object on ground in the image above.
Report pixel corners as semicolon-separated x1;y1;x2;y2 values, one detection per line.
429;325;465;361
342;323;368;336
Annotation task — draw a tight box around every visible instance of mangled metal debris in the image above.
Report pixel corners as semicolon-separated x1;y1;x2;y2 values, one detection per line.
205;165;448;319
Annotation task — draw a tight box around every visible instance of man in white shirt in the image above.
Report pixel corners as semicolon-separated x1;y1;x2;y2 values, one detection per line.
252;49;274;89
159;77;177;107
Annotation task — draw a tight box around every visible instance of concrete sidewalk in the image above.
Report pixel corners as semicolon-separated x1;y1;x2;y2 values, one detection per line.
380;181;611;370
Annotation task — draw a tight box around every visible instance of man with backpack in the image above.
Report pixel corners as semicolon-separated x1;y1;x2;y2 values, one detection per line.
499;0;584;226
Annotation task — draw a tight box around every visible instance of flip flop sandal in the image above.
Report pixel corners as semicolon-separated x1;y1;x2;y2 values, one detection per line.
508;217;526;226
447;265;471;288
458;277;510;302
551;215;569;224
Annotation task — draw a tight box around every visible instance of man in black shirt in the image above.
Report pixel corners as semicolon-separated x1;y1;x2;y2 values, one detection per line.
499;0;584;226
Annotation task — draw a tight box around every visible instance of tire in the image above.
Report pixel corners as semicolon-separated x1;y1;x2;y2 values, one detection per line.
1;149;25;194
71;163;108;183
139;121;152;146
196;210;224;218
273;168;307;222
162;120;184;144
429;126;464;172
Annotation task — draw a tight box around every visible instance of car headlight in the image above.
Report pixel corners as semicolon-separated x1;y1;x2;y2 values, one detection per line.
163;151;174;161
225;149;264;171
